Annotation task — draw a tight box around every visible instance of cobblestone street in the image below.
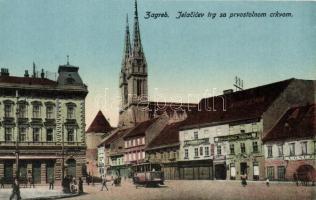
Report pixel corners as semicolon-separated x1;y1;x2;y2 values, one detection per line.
70;180;316;200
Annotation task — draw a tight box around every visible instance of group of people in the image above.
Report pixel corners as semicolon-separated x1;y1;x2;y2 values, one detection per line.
62;175;83;194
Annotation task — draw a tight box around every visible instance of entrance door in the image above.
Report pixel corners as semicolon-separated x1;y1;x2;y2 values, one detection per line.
215;164;226;180
46;161;55;183
240;162;248;176
32;161;41;184
4;161;13;183
66;159;76;178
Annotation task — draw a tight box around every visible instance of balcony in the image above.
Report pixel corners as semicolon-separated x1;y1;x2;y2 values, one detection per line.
44;118;56;126
17;118;29;124
30;118;43;126
2;117;15;125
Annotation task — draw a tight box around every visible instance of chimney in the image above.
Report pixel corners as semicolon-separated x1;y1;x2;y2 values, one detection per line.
0;68;9;76
41;69;45;79
24;70;29;77
223;89;233;95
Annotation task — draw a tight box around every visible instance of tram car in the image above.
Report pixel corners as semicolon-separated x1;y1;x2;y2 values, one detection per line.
132;163;164;187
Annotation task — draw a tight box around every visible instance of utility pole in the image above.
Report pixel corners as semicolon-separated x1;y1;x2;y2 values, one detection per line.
15;90;20;180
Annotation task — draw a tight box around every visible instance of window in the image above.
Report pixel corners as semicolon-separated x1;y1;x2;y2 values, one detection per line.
5;128;12;142
19;128;27;142
205;147;210;156
194;148;198;157
289;143;295;156
253;141;258;153
267;146;273;158
33;105;41;118
194;132;198;140
137;138;140;145
33;128;40;142
131;139;134;146
46;106;54;119
278;145;283;157
4;104;12;118
217;145;222;155
301;142;307;155
18;104;27;118
230;144;235;155
277;166;285;181
67;106;75;119
46;128;53;142
142;137;145;145
200;147;203;156
136;79;142;96
240;143;246;154
267;166;274;180
184;149;189;159
125;141;128;148
67;129;74;142
142;151;145;159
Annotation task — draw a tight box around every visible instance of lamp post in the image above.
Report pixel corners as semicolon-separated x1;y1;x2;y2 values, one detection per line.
15;90;20;180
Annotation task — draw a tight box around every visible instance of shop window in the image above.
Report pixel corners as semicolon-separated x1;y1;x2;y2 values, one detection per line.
277;166;285;181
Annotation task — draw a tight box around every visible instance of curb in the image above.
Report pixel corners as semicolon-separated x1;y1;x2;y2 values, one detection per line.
24;193;80;200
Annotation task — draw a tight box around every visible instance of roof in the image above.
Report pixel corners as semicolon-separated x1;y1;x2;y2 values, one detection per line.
262;104;316;142
147;121;183;150
104;128;131;147
86;111;113;133
0;76;57;86
148;101;197;118
180;78;294;129
123;118;159;139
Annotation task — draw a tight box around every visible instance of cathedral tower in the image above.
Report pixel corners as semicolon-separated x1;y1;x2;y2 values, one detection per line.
119;0;149;127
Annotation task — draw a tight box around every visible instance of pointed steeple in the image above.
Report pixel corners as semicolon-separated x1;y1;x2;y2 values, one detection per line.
132;0;144;58
122;14;131;68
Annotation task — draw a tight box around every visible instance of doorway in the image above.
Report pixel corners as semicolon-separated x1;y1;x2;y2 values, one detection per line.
240;162;248;176
215;164;226;180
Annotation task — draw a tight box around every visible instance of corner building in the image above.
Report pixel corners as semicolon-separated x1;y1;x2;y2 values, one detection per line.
0;63;88;184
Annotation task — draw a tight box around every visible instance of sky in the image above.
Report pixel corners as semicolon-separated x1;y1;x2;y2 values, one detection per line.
0;0;315;127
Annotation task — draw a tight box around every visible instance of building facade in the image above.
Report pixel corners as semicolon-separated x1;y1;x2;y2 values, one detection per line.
263;104;316;181
0;63;88;184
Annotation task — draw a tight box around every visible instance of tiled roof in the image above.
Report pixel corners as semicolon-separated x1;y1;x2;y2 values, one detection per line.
0;76;57;86
180;78;294;129
102;128;131;147
123;118;159;139
86;111;113;133
262;104;316;142
147;121;183;150
148;102;197;118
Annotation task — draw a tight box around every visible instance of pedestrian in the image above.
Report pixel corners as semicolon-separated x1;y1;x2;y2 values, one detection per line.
49;175;54;190
241;174;247;187
294;173;299;186
28;176;35;188
86;175;90;185
0;176;4;188
78;177;83;194
266;178;270;187
10;178;21;200
100;176;108;191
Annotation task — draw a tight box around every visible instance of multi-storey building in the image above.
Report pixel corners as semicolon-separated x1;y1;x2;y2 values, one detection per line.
178;123;229;180
145;121;182;180
0;62;88;184
180;78;315;181
262;104;316;181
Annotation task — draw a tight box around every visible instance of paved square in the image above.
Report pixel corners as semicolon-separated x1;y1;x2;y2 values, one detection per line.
70;180;316;200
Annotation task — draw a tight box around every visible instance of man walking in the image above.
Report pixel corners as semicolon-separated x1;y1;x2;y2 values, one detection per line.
10;178;21;200
100;176;108;191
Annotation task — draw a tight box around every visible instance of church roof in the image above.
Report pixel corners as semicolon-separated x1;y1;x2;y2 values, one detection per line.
262;104;316;142
123;118;159;139
147;121;183;150
180;78;294;129
86;111;113;133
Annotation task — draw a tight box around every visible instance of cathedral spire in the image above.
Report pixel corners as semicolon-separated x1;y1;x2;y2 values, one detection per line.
122;14;131;68
132;0;144;57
